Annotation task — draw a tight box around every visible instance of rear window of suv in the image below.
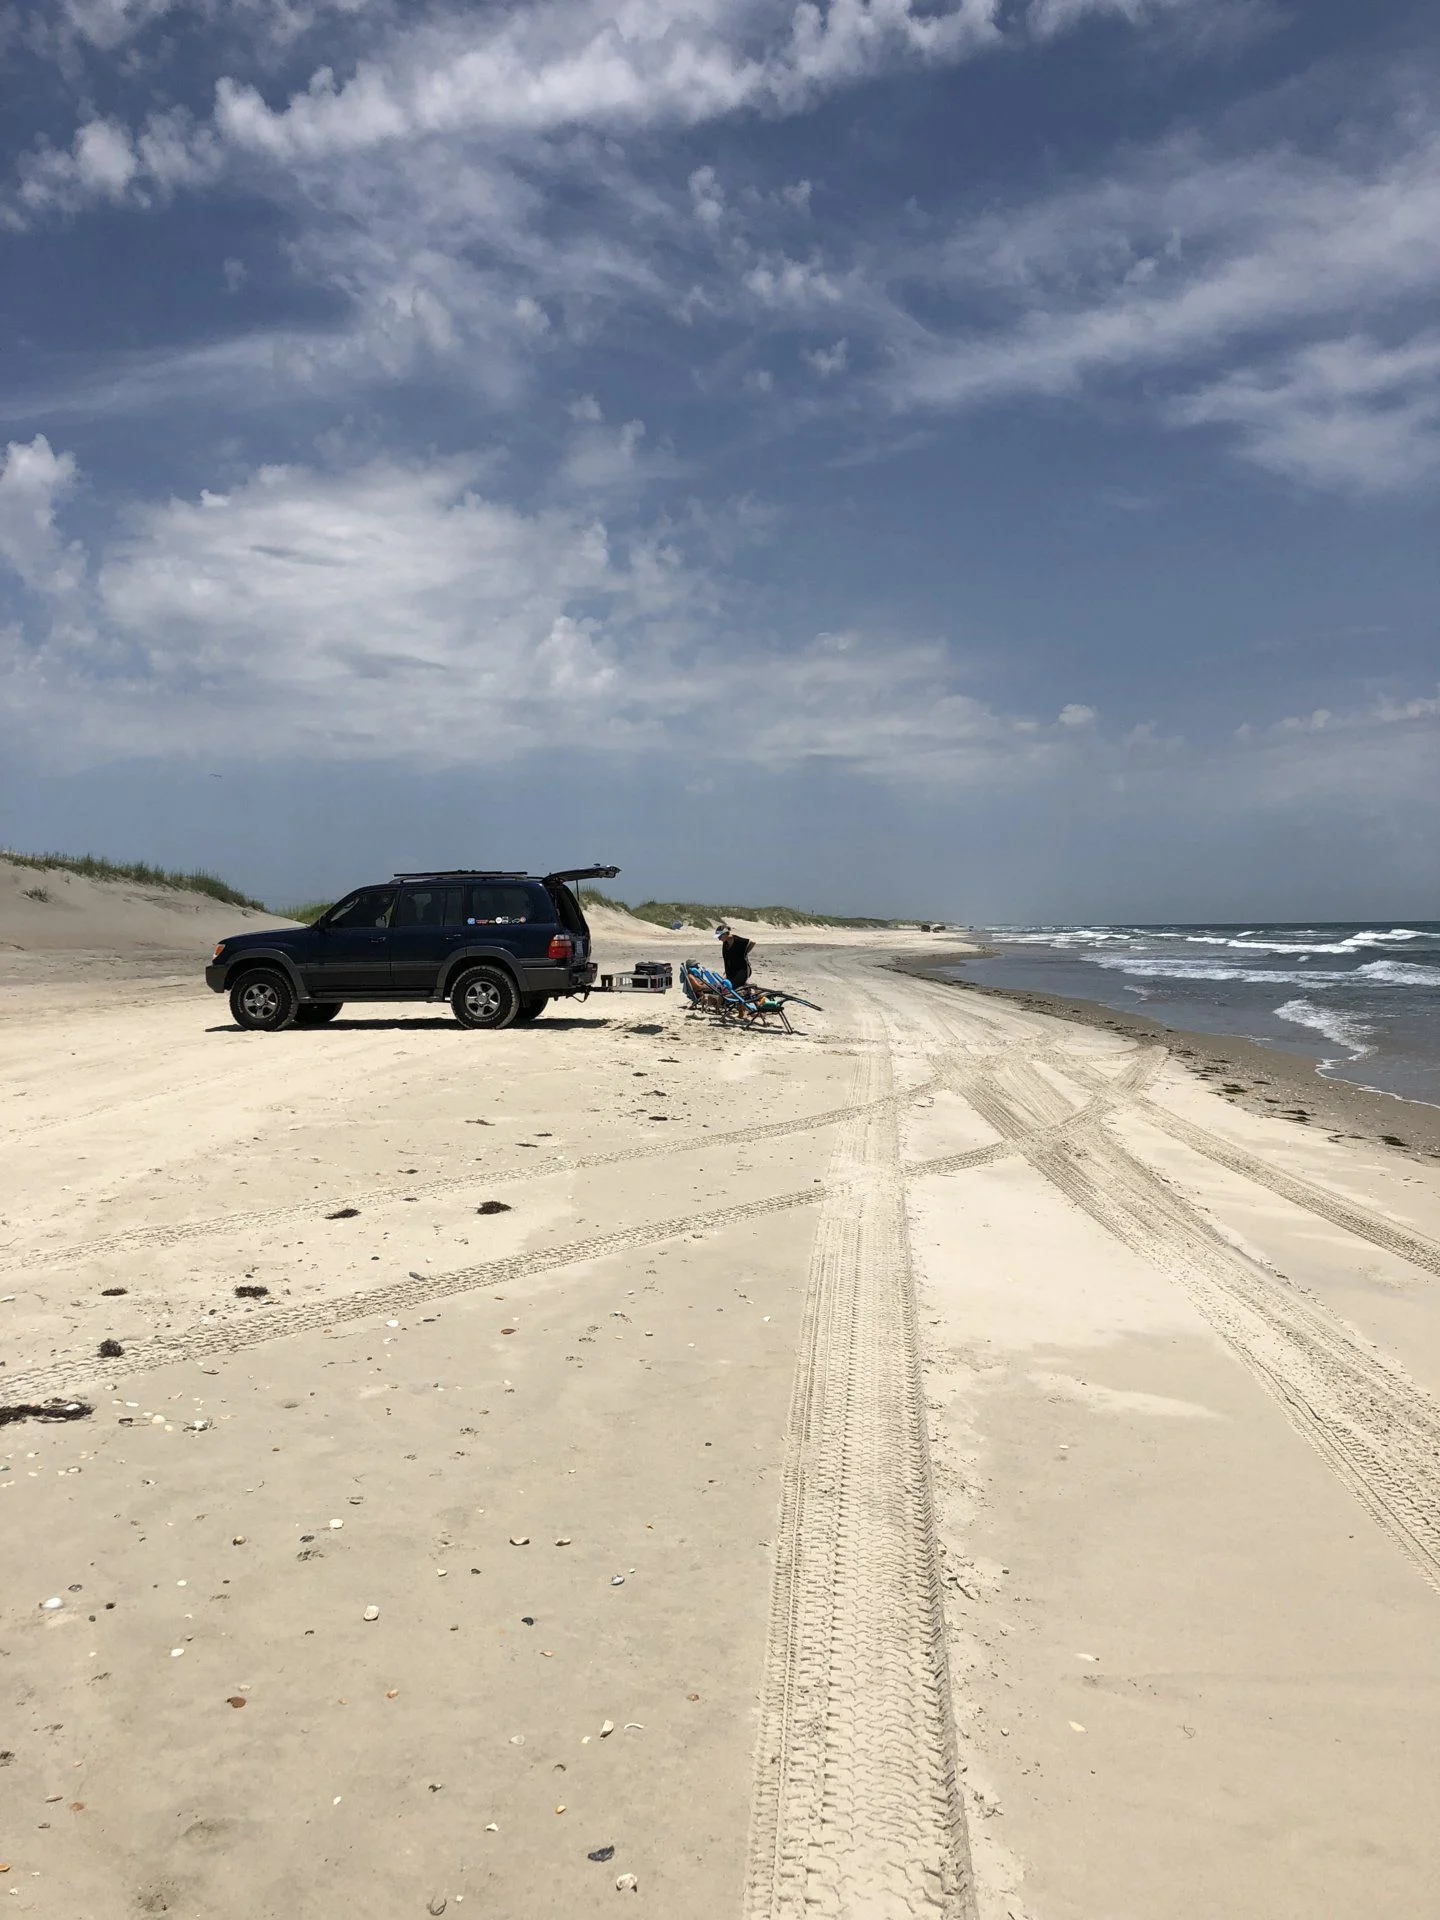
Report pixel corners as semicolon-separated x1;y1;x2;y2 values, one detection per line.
465;883;546;925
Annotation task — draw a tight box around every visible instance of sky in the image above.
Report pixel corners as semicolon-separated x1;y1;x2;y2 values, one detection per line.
0;0;1437;921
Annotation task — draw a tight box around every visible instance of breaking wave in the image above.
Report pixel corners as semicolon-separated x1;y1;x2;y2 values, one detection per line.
1356;960;1440;986
1274;1000;1375;1059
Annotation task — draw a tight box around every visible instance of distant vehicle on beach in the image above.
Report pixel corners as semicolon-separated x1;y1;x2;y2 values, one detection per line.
206;866;618;1032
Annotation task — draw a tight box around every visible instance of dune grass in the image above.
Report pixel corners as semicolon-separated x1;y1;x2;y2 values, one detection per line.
277;900;333;924
2;849;264;911
579;889;894;929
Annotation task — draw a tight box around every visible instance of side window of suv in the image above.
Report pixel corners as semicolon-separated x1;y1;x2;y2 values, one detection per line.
465;884;542;925
325;887;397;929
394;887;464;928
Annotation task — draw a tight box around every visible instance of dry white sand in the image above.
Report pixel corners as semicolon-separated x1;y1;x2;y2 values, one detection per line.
3;877;1439;1917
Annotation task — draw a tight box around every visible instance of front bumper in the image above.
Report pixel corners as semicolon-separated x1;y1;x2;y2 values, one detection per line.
204;965;225;993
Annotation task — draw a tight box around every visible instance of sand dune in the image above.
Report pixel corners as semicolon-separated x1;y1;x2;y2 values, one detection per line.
0;856;290;963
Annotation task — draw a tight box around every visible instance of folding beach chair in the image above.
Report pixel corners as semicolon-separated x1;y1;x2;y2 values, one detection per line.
680;960;729;1016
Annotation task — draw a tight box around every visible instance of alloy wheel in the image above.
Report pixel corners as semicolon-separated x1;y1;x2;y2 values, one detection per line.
463;979;502;1021
241;980;280;1023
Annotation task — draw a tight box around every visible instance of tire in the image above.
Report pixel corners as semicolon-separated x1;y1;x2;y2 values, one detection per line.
296;1003;343;1026
451;965;521;1031
229;967;297;1032
516;996;550;1023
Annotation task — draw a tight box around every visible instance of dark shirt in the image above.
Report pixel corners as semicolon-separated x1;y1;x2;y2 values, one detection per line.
721;934;754;985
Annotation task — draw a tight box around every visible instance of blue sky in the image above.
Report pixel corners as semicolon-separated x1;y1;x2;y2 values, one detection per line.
0;0;1437;919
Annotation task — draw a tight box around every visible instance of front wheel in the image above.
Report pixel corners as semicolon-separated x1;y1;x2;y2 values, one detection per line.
229;967;297;1032
296;1003;343;1026
451;965;521;1031
516;996;550;1023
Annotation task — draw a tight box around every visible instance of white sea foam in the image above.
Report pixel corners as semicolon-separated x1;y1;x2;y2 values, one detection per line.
1218;930;1432;955
1274;999;1375;1059
991;924;1435;960
1087;956;1349;986
1357;960;1440;986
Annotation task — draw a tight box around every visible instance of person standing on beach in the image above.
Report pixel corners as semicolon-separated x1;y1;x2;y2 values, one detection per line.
718;923;755;988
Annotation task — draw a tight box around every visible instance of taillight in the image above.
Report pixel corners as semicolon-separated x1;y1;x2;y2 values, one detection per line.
548;933;573;963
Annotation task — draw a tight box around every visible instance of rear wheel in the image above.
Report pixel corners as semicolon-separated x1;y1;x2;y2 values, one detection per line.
296;1003;343;1026
451;965;521;1031
516;996;550;1023
229;967;297;1032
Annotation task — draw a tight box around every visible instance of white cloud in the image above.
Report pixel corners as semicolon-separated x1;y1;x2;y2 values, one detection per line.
1171;332;1440;492
204;0;1005;163
804;338;850;377
1221;684;1440;813
1260;687;1440;737
13;118;137;218
7;107;222;225
4;438;1435;857
1026;0;1233;35
1;438;1114;782
4;0;1403;504
558;416;683;493
19;0;378;60
885;114;1440;489
0;435;84;596
4;0;1438;528
31;0;182;53
4;0;1228;230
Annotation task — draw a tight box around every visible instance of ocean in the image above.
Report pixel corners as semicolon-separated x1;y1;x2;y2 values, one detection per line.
945;923;1440;1108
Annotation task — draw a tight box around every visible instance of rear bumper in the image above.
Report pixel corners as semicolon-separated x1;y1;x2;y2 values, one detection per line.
518;960;597;996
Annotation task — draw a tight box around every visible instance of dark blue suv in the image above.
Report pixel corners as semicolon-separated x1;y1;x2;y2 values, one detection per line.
206;866;618;1032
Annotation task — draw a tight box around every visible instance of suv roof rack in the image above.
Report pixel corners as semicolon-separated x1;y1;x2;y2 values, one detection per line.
392;870;529;880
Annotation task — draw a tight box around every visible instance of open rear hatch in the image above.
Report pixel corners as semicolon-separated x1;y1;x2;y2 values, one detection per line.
543;865;619;967
543;866;620;886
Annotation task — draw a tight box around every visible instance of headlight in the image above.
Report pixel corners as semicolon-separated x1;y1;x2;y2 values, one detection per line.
212;943;226;961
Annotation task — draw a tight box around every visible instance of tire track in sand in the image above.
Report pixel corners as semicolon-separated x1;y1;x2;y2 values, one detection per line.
0;1079;942;1279
744;994;975;1919
0;1129;1057;1409
959;1055;1440;1593
1038;1046;1440;1280
1137;1098;1440;1280
0;1187;826;1403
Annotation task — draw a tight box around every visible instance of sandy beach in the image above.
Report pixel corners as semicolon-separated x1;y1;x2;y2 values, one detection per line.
4;876;1440;1917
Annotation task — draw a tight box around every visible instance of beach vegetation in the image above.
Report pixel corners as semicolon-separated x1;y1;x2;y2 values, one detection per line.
2;848;264;910
579;889;894;929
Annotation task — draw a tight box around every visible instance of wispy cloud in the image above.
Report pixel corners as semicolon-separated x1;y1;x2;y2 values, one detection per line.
4;431;1436;854
1172;332;1440;491
882;112;1440;493
1;432;1111;779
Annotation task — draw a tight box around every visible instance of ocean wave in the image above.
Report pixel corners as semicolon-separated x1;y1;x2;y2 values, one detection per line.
1274;999;1375;1059
1214;930;1435;955
1356;960;1440;986
1086;956;1349;986
988;924;1436;961
993;928;1135;947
